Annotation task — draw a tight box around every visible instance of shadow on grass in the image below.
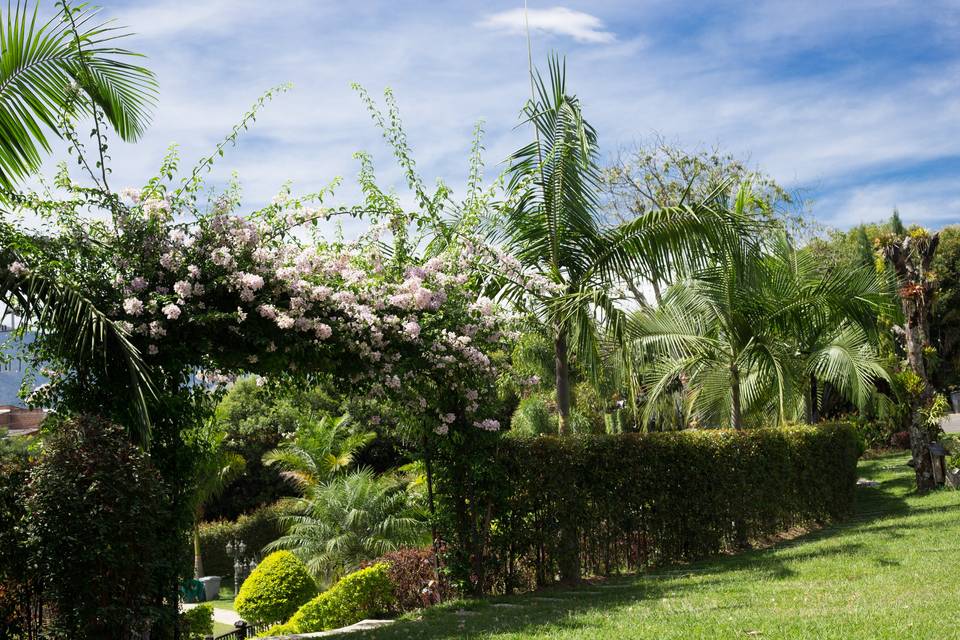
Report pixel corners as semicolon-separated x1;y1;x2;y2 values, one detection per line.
321;456;915;640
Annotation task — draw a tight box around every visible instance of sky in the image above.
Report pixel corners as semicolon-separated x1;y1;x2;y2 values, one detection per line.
38;0;960;231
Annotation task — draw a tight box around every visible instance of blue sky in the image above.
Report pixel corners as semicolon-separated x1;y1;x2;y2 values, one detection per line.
66;0;960;231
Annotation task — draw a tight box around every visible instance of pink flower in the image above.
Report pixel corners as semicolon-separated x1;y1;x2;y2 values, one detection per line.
442;413;456;424
130;276;149;292
403;320;421;339
173;280;192;299
315;323;332;340
187;265;201;279
123;298;144;316
435;424;449;436
148;344;159;355
162;303;181;320
7;261;28;276
473;419;500;432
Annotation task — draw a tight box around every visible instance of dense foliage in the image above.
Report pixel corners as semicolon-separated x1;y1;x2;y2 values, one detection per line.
364;547;453;612
26;417;178;638
436;424;860;594
261;563;395;636
199;504;285;578
234;550;318;626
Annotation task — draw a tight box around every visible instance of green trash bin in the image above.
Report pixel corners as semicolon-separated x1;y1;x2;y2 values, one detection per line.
180;578;205;603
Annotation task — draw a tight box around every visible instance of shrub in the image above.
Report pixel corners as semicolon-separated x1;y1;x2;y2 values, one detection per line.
364;547;453;612
180;603;214;640
890;430;911;450
435;423;860;594
26;416;174;637
199;504;285;578
509;393;556;436
283;563;395;633
235;551;317;625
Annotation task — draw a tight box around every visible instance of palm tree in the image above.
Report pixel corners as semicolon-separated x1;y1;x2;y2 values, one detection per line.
266;469;427;584
0;232;155;442
192;444;246;578
262;414;375;498
627;210;891;429
0;1;157;193
491;57;748;434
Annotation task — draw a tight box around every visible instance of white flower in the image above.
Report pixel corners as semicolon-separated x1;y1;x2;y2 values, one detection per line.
162;303;181;320
119;187;141;203
6;261;28;277
315;323;332;340
173;280;192;299
123;297;144;316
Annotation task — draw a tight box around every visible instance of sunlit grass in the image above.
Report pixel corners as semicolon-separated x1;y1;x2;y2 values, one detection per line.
328;452;960;639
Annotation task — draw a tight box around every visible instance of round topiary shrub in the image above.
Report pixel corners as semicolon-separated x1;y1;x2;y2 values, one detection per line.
284;563;395;633
235;550;317;625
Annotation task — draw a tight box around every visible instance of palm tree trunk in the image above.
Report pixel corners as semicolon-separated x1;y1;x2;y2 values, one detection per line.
556;330;572;435
730;364;743;430
193;522;204;579
808;374;820;424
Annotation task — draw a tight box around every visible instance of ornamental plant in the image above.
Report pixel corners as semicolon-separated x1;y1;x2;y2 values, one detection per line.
262;563;394;636
234;551;317;626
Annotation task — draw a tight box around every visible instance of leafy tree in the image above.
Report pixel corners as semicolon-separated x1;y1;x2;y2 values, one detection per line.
493;56;746;434
602;137;809;303
26;416;175;639
0;1;157;193
207;377;341;519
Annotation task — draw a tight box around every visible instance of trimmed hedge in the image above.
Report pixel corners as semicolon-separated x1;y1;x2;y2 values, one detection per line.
198;504;284;579
259;563;394;636
436;423;860;594
235;551;317;625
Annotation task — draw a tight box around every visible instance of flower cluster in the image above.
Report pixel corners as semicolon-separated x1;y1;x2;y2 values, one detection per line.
99;190;512;437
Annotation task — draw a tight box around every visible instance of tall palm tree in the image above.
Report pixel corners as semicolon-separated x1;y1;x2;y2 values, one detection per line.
492;56;748;434
0;1;157;193
192;444;246;578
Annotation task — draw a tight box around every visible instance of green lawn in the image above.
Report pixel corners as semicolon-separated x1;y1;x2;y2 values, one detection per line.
328;452;960;639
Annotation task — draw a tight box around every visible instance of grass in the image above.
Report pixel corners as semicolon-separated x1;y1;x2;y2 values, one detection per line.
326;452;960;639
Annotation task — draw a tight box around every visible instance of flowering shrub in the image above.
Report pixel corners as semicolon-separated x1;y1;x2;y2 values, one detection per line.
3;179;513;442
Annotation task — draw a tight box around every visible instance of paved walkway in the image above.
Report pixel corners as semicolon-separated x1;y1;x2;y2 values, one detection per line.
943;413;960;434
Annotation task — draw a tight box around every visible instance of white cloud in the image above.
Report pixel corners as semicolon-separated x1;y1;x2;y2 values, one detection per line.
479;7;616;44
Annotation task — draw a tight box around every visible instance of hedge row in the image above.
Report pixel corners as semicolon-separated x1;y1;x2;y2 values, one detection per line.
199;505;284;579
435;423;860;594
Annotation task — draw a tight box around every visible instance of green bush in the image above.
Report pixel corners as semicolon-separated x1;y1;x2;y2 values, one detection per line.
280;563;395;633
509;393;556;436
435;423;860;594
235;550;317;625
26;417;175;637
180;603;213;639
199;504;284;578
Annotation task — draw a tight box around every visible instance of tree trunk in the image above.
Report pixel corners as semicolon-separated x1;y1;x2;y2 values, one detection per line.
884;233;940;492
730;364;743;430
808;374;820;424
556;330;571;435
904;294;938;492
193;523;204;579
